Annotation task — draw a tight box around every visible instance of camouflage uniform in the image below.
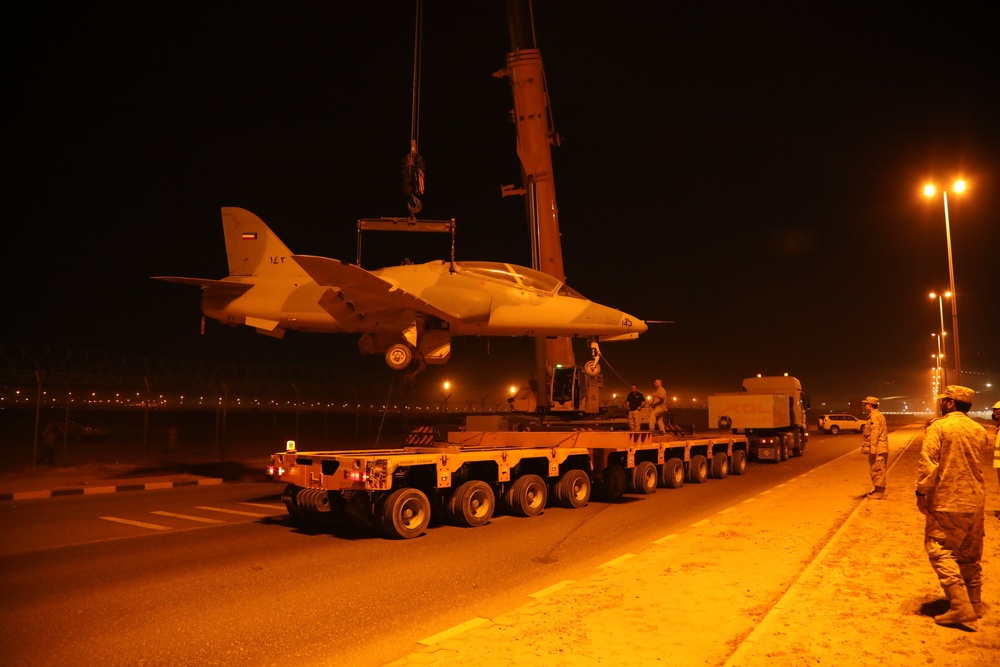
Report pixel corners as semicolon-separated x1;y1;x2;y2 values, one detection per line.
916;410;989;593
861;405;888;494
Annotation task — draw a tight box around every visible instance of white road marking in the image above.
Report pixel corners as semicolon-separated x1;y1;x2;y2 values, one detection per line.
599;553;635;568
240;502;285;510
529;580;574;598
418;617;490;646
151;511;225;524
99;516;171;531
196;506;273;517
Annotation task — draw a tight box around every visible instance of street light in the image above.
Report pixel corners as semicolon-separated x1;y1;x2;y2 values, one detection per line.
441;381;452;413
924;181;966;383
929;293;950;387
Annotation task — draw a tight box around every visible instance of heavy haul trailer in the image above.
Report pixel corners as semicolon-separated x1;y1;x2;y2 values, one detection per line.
268;429;750;539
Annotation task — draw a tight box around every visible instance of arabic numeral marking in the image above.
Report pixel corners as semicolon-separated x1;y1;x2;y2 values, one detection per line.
270;256;285;264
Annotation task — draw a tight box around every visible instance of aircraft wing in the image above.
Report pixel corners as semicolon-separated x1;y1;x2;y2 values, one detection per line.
152;276;252;297
291;255;454;325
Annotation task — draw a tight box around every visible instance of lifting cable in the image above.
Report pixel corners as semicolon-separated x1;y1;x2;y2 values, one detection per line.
402;0;426;217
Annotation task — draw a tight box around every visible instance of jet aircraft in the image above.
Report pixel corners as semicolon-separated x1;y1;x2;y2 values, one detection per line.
154;207;647;381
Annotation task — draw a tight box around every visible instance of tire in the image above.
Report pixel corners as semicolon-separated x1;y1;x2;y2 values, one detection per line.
281;484;306;521
447;480;495;528
687;455;708;484
555;469;591;508
505;474;547;517
583;360;601;376
792;432;806;457
380;487;431;539
710;452;729;479
631;461;658;495
730;450;747;475
659;458;685;488
384;344;412;370
780;435;791;462
830;425;840;435
600;465;627;501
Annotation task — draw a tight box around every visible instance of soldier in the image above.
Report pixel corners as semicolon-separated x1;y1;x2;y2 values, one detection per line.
915;385;991;626
992;401;1000;490
648;379;668;433
861;396;888;499
625;384;645;432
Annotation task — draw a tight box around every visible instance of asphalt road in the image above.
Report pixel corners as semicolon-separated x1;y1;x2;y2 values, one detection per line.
0;432;862;666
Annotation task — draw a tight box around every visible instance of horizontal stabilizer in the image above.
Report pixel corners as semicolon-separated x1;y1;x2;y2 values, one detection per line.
598;332;641;342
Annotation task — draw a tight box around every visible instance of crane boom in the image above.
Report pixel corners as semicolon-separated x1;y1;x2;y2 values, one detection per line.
497;0;575;407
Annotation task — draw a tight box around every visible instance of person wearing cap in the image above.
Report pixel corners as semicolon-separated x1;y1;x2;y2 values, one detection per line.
992;400;1000;489
861;396;888;499
915;385;991;626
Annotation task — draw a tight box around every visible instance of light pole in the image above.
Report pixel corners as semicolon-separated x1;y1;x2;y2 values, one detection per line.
929;293;950;387
440;381;452;413
924;181;966;383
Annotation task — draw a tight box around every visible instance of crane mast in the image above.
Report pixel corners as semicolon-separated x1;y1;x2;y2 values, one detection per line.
497;0;575;409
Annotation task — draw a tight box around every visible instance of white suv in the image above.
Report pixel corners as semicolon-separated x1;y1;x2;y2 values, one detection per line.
818;413;866;435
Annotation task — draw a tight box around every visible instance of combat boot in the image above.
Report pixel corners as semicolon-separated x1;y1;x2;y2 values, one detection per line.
934;583;978;626
868;486;886;500
967;584;985;619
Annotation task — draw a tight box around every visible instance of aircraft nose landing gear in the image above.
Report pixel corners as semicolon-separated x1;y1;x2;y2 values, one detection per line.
584;340;602;376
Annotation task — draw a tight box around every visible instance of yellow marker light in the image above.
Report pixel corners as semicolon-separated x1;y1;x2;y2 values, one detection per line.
286;440;296;452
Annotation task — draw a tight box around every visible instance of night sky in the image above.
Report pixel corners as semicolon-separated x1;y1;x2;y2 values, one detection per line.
7;2;998;410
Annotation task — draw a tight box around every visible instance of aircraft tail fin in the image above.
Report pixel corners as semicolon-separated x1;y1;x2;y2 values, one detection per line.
221;207;295;276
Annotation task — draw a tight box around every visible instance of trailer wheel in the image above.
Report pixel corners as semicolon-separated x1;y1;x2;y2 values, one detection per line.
659;458;685;488
599;465;628;502
505;474;547;517
448;480;495;528
711;453;730;479
731;450;747;475
687;455;708;484
380;487;431;539
631;461;658;494
555;469;591;508
281;484;307;520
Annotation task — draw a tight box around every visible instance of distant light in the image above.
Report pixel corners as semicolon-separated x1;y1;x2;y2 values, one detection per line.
923;184;936;197
953;180;966;193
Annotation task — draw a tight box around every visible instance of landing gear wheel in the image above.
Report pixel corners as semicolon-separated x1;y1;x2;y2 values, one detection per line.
555;469;591;508
599;465;627;502
583;359;601;376
385;344;413;371
659;458;685;488
730;450;747;475
687;455;708;484
380;487;431;539
505;475;547;517
630;461;658;494
710;452;730;479
447;480;495;527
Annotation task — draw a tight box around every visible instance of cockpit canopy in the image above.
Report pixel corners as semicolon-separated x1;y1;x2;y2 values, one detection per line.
455;261;584;299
